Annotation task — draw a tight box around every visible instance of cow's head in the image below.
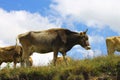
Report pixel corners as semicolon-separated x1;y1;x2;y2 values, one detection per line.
79;29;91;50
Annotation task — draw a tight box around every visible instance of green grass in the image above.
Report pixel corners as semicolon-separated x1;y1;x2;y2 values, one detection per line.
0;55;120;80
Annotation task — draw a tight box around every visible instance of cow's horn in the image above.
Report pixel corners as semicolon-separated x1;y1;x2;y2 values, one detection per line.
84;29;88;33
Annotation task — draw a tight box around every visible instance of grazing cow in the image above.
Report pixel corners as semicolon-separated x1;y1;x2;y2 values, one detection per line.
106;36;120;55
0;46;33;68
16;28;91;67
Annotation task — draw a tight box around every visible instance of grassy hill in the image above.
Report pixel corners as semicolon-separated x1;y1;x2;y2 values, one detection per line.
0;55;120;80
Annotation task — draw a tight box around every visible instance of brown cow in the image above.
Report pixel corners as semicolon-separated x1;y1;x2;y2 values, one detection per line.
0;45;33;68
0;46;22;68
106;36;120;55
16;28;91;67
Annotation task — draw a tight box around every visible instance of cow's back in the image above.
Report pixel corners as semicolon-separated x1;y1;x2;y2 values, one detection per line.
18;28;68;53
30;30;58;44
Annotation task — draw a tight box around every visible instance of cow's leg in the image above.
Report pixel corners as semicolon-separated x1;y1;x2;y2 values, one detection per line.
22;45;33;67
20;59;25;67
53;50;58;66
106;39;115;55
14;62;17;68
24;56;31;67
21;51;26;67
108;48;115;55
26;56;33;67
20;57;24;67
62;52;67;65
13;59;17;68
0;62;2;69
107;44;115;55
21;49;31;67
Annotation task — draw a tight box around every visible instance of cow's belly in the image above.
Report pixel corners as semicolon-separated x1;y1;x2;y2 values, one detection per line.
37;49;53;53
33;45;53;53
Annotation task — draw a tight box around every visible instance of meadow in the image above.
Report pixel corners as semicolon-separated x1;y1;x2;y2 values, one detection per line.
0;55;120;80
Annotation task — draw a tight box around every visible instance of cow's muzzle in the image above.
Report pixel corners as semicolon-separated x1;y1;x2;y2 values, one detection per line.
85;46;91;50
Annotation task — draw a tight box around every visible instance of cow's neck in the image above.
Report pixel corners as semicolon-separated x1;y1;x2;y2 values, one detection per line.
65;34;80;51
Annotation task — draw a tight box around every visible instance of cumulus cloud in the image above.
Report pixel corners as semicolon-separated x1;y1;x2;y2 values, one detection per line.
0;8;60;45
89;35;105;44
0;40;8;47
50;0;120;33
31;53;53;66
73;45;103;59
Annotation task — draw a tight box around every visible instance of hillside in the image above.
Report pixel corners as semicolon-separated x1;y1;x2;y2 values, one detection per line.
0;55;120;80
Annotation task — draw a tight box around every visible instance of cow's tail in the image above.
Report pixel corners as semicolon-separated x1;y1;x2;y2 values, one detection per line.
15;36;20;49
15;36;24;67
15;36;20;50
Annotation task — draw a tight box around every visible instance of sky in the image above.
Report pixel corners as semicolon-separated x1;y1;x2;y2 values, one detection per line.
0;0;120;67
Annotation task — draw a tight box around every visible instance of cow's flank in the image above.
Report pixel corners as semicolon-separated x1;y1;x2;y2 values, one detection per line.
16;28;91;67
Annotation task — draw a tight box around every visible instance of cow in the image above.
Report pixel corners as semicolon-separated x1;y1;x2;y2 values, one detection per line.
0;45;22;68
16;28;91;67
0;45;33;68
106;36;120;55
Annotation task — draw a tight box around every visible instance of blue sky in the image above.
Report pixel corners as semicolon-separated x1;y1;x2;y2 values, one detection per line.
0;0;120;66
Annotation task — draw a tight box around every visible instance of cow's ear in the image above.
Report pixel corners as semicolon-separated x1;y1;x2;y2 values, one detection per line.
80;32;84;36
80;32;83;35
58;31;67;43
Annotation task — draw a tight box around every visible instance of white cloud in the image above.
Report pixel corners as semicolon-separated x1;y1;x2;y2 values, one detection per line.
89;35;105;44
31;53;53;66
51;0;120;33
0;8;60;45
0;40;8;47
74;45;103;59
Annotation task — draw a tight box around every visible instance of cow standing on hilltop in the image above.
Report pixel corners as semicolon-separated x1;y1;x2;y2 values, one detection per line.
0;45;33;68
106;36;120;55
16;28;91;67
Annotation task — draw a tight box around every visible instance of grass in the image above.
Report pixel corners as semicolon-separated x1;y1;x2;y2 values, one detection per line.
0;55;120;80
